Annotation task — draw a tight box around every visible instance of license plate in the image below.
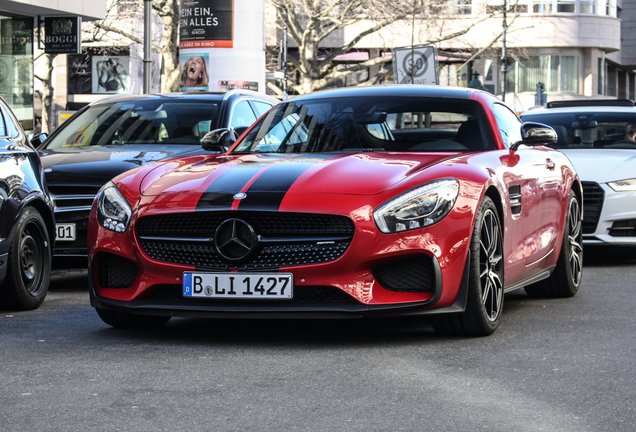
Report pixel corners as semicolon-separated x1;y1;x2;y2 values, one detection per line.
183;272;293;299
56;223;76;241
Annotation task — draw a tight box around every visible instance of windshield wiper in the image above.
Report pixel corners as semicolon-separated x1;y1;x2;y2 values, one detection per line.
340;148;385;152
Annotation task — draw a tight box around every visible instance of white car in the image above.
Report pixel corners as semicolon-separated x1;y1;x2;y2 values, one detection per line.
522;101;636;246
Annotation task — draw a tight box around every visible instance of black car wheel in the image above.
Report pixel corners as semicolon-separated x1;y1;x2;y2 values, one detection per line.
96;308;171;328
525;190;582;298
1;207;51;310
431;196;504;336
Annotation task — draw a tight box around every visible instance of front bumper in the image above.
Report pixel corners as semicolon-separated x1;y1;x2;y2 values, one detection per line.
88;192;478;318
89;254;471;319
583;184;636;246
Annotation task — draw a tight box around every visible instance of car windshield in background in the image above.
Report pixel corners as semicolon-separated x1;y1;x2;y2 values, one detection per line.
521;111;636;149
43;100;221;149
232;96;492;154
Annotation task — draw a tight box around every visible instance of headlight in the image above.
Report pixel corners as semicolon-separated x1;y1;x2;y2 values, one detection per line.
608;178;636;192
373;179;460;234
96;181;132;233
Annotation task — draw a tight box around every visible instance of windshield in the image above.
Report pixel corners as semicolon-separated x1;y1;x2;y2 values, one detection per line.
232;96;492;154
44;99;221;149
521;111;636;149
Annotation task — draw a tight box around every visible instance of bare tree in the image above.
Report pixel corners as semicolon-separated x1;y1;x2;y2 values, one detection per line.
33;53;57;134
268;0;509;95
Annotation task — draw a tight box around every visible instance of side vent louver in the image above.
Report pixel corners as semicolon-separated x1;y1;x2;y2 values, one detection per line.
509;185;521;215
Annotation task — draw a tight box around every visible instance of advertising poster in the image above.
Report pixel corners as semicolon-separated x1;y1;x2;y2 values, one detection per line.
178;0;264;92
179;0;233;49
179;53;210;90
92;56;130;94
219;80;257;91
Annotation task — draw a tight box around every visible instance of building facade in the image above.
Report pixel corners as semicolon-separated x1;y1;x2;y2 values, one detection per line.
0;0;105;131
266;0;636;111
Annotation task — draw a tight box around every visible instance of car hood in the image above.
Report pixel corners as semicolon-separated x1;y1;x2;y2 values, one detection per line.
39;145;204;187
140;152;456;196
560;149;636;183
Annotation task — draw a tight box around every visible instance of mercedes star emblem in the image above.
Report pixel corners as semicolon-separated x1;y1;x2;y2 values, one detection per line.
214;218;257;261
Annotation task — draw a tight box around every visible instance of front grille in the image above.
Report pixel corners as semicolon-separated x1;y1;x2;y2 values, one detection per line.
99;254;139;288
55;209;91;223
49;185;99;211
608;219;636;237
137;211;355;269
137;211;355;237
372;256;435;292
140;239;350;269
49;185;101;196
54;230;88;251
582;182;604;234
146;284;356;304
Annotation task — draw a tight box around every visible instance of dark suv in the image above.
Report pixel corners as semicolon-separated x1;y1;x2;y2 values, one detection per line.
37;90;278;264
0;97;55;310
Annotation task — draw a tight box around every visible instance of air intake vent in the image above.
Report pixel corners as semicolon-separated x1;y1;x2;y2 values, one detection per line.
372;256;435;292
99;254;139;288
581;182;604;234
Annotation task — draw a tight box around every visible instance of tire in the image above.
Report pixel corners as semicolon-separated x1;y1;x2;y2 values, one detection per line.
95;308;171;328
1;207;51;310
431;196;504;336
525;190;582;298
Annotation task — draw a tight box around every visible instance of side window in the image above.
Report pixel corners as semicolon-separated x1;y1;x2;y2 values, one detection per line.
230;101;257;129
252;101;274;117
493;103;522;148
0;107;6;137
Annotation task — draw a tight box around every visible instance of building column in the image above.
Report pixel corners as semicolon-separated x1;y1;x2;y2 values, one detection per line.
53;55;68;129
583;48;603;97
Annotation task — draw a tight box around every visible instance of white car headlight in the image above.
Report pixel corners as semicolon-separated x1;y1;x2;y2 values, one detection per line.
373;179;460;234
608;178;636;192
97;181;132;233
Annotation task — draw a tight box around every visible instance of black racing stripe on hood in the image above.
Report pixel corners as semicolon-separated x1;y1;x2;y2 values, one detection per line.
196;162;268;210
238;154;336;211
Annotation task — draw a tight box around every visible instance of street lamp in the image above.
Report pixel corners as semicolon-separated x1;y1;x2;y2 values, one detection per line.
501;0;507;102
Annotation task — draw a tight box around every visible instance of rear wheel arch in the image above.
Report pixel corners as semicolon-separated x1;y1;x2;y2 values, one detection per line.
26;199;55;243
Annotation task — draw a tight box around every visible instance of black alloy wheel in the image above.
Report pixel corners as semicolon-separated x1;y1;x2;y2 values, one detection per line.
431;196;504;336
1;207;52;310
525;190;582;298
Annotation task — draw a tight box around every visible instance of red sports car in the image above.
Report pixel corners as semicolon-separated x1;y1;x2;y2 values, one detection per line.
88;86;583;336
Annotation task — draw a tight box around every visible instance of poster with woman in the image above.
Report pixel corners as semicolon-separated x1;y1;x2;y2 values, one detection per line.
179;53;210;90
92;56;130;93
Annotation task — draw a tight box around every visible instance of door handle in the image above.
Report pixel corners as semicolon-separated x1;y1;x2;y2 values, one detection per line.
546;159;555;170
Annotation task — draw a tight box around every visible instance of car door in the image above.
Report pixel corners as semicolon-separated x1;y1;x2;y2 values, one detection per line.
493;103;564;284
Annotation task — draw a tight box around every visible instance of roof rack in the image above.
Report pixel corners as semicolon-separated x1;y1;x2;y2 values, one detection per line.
546;99;635;108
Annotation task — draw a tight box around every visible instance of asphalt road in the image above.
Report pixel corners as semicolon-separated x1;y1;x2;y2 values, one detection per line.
1;248;635;432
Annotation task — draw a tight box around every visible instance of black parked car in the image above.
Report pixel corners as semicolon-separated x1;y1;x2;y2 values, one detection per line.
0;97;55;310
37;90;279;265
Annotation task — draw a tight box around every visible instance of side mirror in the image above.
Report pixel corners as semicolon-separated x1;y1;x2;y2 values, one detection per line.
510;122;557;151
201;128;233;152
30;133;48;148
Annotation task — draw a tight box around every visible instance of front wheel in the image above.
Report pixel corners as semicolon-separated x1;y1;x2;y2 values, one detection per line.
1;207;51;310
525;190;582;298
431;196;504;336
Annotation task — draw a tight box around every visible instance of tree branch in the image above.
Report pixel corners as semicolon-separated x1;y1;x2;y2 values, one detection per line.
91;22;162;51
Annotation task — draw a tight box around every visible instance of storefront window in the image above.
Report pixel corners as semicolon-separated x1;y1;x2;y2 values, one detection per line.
510;55;579;94
0;15;33;131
